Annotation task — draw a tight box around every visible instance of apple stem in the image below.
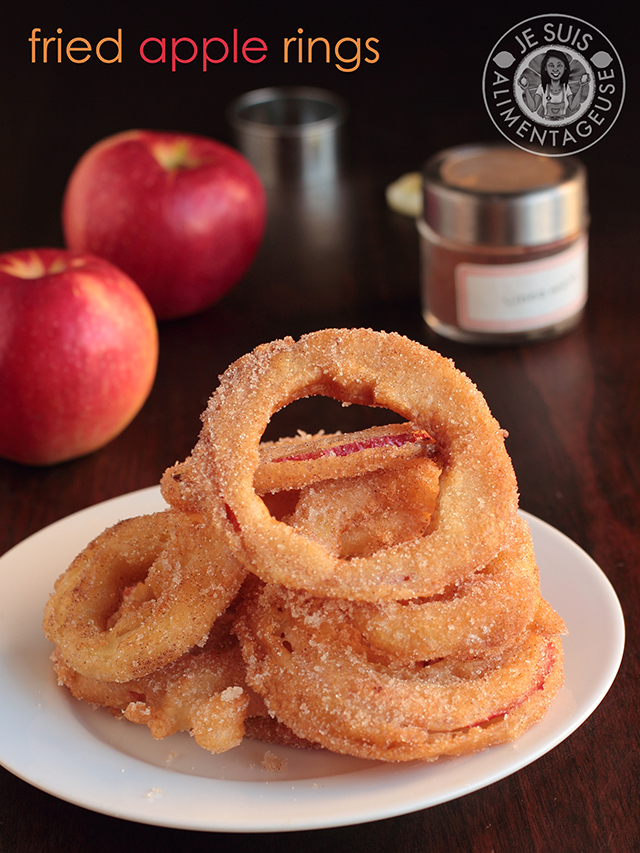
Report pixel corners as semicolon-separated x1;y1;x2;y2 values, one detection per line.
0;251;67;279
151;140;201;171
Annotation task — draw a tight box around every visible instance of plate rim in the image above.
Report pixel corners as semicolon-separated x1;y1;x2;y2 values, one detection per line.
0;488;626;833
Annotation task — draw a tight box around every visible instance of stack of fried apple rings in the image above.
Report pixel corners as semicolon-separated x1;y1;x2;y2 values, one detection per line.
44;328;566;762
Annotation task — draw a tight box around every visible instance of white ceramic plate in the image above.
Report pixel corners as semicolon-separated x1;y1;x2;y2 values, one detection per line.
0;487;625;833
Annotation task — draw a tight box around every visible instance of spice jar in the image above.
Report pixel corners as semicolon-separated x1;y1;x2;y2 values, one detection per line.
418;144;589;345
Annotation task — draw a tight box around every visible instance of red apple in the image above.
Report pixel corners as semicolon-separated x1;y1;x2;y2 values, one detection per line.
0;248;159;466
62;129;266;320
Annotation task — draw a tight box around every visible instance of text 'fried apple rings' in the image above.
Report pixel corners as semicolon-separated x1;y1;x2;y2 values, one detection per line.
43;510;246;683
233;581;564;763
185;328;519;599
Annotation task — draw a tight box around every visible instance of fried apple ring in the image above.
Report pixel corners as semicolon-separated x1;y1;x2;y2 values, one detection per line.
43;510;246;682
255;422;436;494
160;421;437;513
187;328;519;599
243;714;322;751
349;517;544;660
288;456;441;558
50;617;253;754
234;582;565;762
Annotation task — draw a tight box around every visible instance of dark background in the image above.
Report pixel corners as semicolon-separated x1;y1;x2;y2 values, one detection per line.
2;1;636;260
1;2;638;851
1;0;635;536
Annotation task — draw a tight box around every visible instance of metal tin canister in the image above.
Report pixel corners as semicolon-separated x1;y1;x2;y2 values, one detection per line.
227;86;347;186
418;143;589;345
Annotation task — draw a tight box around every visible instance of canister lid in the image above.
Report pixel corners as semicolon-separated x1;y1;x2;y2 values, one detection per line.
422;144;588;247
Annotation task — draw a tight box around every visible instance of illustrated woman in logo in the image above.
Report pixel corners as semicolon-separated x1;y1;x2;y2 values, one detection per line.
519;48;589;119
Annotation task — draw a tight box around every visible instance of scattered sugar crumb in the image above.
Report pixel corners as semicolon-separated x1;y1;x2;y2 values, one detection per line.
261;751;288;772
221;686;244;702
146;787;162;799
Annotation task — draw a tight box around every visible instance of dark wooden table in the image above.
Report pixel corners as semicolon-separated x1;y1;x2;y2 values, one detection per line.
1;3;638;851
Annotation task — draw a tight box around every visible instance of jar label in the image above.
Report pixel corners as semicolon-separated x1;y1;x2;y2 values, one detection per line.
455;238;588;332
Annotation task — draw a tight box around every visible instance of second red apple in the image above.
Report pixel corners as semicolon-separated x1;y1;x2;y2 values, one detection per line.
0;248;158;466
62;129;266;320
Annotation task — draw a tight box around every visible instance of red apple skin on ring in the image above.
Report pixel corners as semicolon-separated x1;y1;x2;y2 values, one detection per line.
62;130;267;320
0;248;158;466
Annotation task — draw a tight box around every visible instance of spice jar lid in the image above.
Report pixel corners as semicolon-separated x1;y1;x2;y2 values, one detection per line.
422;144;588;247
